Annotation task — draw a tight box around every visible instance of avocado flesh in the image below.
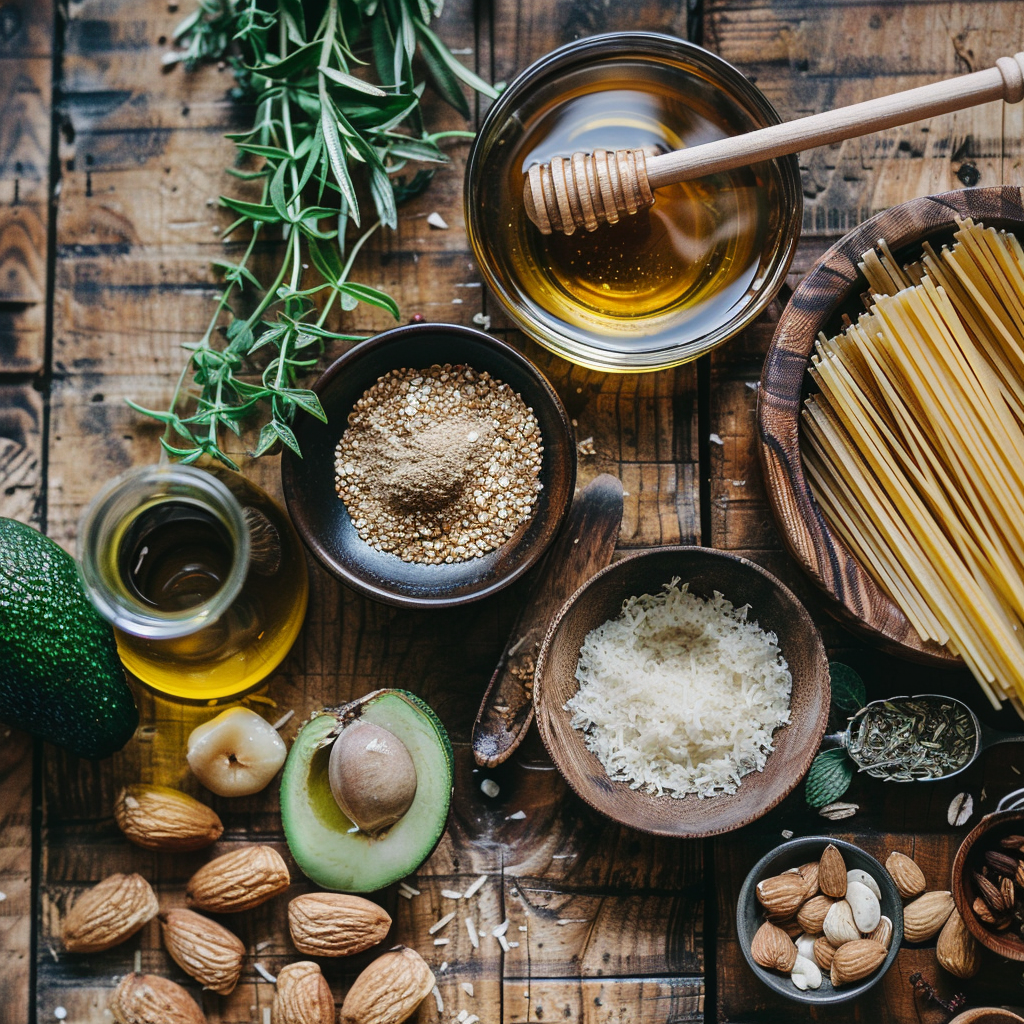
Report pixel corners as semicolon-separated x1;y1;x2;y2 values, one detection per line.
0;518;138;759
281;689;454;892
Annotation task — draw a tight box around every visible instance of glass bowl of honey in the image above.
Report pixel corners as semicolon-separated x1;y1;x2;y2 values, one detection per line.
465;33;803;371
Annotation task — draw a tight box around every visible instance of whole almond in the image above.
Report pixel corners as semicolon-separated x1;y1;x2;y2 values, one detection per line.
822;900;860;947
749;921;797;972
187;845;290;913
973;895;998;925
160;909;244;995
936;907;981;979
973;870;1007;913
340;946;434;1024
984;850;1018;877
755;874;808;920
115;786;223;852
288;893;391;957
785;862;819;898
813;936;837;972
109;973;207;1024
1016;859;1024;888
818;845;847;898
867;915;893;951
63;873;158;953
903;891;954;943
272;962;334;1024
774;916;803;939
885;851;926;900
829;938;887;987
796;894;835;935
1000;835;1024;850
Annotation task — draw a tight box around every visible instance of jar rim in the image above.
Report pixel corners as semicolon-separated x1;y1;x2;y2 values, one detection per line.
465;32;804;371
77;464;251;639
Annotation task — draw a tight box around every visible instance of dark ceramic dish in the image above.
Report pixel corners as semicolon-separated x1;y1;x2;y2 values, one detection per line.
533;546;829;837
737;837;904;1005
281;323;576;608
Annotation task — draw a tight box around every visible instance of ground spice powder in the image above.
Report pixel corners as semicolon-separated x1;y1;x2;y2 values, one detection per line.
335;365;544;564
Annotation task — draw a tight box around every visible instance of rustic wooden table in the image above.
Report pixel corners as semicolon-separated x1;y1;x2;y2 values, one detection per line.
2;0;1024;1021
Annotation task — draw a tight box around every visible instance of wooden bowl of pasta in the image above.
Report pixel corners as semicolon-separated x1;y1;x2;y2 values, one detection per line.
758;186;1024;679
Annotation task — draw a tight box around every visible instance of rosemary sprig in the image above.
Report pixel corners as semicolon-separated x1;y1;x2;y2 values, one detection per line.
136;0;498;468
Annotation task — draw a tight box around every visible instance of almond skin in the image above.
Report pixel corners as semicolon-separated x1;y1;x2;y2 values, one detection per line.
813;936;838;972
755;874;808;920
867;916;893;952
63;873;158;953
796;894;835;935
115;785;223;852
109;973;207;1024
829;938;887;987
885;851;926;900
340;946;435;1024
749;921;797;972
187;845;290;913
903;890;954;943
818;844;847;898
272;962;334;1024
288;893;392;957
160;909;244;995
936;907;981;979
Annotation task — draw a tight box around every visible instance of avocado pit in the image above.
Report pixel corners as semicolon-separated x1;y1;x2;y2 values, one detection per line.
328;719;418;834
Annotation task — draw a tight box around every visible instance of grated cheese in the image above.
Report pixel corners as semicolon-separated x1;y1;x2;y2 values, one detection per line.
566;580;792;800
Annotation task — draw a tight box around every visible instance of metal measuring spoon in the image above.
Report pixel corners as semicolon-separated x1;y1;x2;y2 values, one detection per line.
826;694;1024;782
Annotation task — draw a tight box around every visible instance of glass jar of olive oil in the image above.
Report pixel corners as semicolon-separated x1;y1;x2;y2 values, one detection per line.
465;33;803;371
78;465;308;701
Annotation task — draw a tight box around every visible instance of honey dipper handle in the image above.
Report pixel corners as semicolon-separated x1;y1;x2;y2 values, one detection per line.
645;52;1024;189
524;52;1024;235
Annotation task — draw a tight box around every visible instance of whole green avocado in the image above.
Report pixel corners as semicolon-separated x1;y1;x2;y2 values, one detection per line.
0;517;138;758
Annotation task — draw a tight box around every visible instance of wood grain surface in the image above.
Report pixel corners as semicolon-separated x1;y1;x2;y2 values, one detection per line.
2;0;1024;1021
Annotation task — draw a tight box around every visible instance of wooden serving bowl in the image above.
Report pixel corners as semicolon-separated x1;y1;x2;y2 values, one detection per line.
758;185;1024;663
952;808;1024;961
533;546;829;837
282;323;576;608
950;1011;1024;1024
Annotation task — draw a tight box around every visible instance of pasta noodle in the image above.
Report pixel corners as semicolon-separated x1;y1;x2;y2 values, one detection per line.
804;218;1024;712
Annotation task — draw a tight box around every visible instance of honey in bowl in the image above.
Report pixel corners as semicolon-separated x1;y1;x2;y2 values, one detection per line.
467;35;802;370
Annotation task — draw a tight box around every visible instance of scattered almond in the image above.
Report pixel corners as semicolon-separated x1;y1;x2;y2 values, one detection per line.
187;845;290;913
884;852;926;900
818;844;847;898
288;893;391;957
755;873;808;920
160;909;244;995
796;894;834;935
903;891;954;943
829;938;887;987
750;921;797;972
936;907;981;980
339;946;435;1024
63;873;158;953
109;973;207;1024
272;962;334;1024
115;785;223;852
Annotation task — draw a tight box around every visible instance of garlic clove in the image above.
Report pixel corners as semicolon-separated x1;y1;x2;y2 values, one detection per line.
187;707;288;797
790;954;822;991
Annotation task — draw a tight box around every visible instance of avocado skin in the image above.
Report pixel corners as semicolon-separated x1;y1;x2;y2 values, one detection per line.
0;518;138;759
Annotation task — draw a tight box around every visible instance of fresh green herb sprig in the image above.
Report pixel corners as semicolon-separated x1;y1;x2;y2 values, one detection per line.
136;0;498;468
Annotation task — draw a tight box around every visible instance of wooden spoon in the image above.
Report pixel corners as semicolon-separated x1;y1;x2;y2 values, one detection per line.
523;51;1024;236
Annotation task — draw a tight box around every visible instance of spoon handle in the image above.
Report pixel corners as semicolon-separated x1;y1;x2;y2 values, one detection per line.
644;54;1024;189
978;722;1024;751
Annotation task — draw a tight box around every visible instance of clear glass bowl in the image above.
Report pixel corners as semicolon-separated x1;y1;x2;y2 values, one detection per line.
465;33;803;372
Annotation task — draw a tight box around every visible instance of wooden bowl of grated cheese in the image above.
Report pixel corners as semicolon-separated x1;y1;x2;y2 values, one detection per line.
533;546;829;837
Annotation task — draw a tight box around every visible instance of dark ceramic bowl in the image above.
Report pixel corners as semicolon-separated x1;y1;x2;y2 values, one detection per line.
533;546;829;837
737;837;904;1005
281;323;576;608
952;808;1024;962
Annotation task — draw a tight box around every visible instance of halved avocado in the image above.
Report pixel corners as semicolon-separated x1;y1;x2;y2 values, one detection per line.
280;689;454;892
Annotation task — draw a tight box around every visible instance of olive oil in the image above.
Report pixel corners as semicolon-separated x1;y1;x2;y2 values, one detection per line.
109;475;308;702
472;58;788;362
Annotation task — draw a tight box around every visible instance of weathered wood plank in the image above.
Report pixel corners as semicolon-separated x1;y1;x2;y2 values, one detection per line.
0;384;43;526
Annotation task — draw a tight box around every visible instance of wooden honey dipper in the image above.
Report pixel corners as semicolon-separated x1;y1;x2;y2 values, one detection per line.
523;52;1024;235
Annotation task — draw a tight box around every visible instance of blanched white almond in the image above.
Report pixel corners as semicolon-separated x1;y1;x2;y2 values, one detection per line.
795;933;816;961
845;880;881;934
790;954;822;991
823;900;859;946
846;869;881;901
187;708;287;797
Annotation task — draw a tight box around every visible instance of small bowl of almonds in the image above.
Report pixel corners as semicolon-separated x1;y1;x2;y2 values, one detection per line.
737;836;903;1004
952;805;1024;961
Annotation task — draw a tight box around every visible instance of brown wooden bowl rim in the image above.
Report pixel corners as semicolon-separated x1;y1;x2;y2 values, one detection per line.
532;545;830;837
951;807;1024;961
281;322;577;608
757;185;1024;664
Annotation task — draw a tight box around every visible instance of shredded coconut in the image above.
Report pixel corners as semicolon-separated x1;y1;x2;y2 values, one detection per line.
565;579;792;800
